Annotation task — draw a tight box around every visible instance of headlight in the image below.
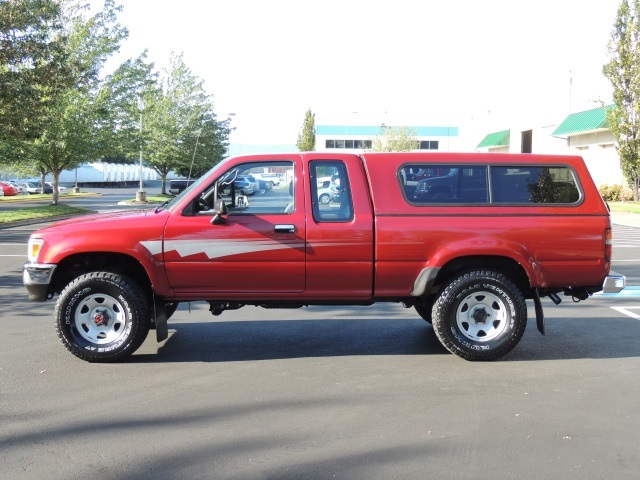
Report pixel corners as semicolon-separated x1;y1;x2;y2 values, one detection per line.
28;238;44;263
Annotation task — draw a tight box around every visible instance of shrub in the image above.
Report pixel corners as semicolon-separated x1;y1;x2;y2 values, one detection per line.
599;184;634;201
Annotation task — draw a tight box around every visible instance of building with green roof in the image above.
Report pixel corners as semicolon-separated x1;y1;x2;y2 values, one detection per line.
551;106;619;186
475;106;621;186
552;105;612;137
476;129;510;152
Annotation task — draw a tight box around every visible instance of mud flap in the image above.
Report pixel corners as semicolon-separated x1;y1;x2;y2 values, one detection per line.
532;288;545;335
153;299;169;342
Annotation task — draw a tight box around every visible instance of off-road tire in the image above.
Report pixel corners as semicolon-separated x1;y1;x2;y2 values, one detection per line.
432;270;527;361
54;272;151;362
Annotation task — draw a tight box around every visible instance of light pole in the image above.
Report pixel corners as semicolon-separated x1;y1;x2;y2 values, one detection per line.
136;98;146;202
227;113;236;157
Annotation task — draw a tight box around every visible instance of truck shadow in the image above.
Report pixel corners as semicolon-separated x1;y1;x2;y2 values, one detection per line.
131;314;640;363
133;318;448;363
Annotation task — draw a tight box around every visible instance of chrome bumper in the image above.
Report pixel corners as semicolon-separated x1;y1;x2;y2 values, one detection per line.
23;263;56;301
603;271;626;294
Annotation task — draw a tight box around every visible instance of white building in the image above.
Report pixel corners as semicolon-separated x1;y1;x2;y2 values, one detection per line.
551;106;621;186
476;106;623;187
315;124;460;152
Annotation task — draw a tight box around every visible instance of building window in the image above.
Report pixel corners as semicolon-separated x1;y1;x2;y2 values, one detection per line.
419;140;439;150
324;139;374;149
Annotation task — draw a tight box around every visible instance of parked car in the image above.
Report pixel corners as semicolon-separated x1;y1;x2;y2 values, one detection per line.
8;181;27;195
249;174;275;191
233;179;255;196
22;152;624;363
20;182;42;194
0;181;17;196
236;175;261;194
169;179;197;195
45;182;67;194
317;185;338;204
261;173;282;186
40;182;53;194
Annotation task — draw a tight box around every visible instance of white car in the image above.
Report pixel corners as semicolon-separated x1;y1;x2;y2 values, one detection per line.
20;182;42;194
317;185;341;204
256;172;282;186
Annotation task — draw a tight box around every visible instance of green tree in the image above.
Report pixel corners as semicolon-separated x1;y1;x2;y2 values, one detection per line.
0;0;76;142
296;108;315;151
4;0;128;204
603;0;640;201
368;126;419;152
144;53;228;193
95;52;158;166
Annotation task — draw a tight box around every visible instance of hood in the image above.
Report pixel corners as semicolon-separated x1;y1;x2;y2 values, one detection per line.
35;209;154;233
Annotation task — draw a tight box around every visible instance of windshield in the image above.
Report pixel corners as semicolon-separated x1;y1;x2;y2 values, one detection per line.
157;158;233;212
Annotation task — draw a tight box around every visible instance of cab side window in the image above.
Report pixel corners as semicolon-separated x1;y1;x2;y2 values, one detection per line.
309;160;354;222
196;161;294;215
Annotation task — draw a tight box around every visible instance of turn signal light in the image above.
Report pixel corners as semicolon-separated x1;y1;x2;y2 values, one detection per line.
28;238;44;263
604;228;612;263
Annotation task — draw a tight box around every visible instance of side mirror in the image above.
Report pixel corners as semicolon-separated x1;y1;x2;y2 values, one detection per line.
210;199;228;225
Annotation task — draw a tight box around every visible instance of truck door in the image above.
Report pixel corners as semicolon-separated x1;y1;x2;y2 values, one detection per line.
162;159;305;296
305;157;374;300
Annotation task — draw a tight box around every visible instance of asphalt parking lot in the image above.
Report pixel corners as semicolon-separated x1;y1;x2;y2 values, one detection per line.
0;191;639;479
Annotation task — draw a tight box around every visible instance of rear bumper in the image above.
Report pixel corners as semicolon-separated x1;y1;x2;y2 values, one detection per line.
603;271;626;294
23;263;56;301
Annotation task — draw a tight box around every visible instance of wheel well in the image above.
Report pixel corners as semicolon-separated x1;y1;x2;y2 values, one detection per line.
51;253;153;298
433;256;531;298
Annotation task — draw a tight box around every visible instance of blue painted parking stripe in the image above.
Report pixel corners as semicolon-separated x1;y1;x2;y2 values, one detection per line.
596;286;640;297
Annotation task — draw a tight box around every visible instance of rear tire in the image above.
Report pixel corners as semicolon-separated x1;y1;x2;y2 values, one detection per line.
54;272;151;362
432;270;527;361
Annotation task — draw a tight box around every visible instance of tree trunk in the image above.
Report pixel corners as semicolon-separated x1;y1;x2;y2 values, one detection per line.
161;174;167;194
51;173;60;205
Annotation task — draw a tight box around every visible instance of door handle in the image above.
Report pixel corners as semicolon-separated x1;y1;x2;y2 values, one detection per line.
274;224;296;233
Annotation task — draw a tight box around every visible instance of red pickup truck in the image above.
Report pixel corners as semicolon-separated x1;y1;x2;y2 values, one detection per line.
23;152;625;362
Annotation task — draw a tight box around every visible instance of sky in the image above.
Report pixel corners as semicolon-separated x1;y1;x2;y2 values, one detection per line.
93;0;622;150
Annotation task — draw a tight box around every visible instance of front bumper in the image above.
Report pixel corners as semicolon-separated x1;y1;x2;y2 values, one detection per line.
603;271;626;294
23;263;56;301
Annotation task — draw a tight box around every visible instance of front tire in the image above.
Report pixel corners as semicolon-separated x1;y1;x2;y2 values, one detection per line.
432;270;527;361
54;272;151;362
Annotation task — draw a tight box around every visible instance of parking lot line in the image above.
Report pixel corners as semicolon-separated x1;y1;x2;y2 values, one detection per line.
611;306;640;320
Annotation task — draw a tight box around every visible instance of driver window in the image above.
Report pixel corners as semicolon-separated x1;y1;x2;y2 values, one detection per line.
196;161;294;215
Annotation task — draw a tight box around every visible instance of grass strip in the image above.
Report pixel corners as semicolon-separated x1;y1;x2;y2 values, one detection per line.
608;201;640;214
0;204;92;224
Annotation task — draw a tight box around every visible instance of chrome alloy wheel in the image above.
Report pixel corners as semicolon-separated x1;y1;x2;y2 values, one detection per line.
74;293;127;344
455;291;508;342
